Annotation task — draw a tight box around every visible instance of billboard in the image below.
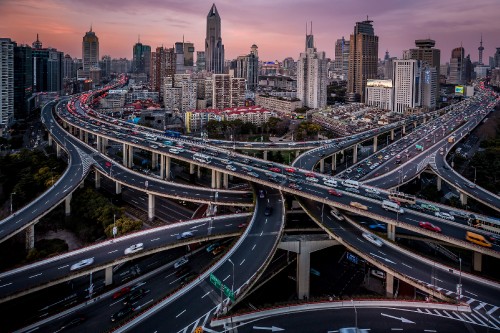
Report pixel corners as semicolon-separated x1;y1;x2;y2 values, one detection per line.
455;86;464;95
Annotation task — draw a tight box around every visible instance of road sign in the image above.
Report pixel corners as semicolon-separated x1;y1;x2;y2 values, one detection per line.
209;273;235;301
209;273;221;289
112;226;118;237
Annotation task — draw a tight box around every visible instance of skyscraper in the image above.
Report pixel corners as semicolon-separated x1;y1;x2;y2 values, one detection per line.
205;4;224;74
347;18;379;102
132;41;151;76
406;39;440;101
392;59;421;114
32;46;63;93
196;51;206;72
235;44;259;91
334;37;350;78
82;26;99;77
14;43;33;120
449;46;465;85
150;46;176;95
0;38;14;135
297;25;328;109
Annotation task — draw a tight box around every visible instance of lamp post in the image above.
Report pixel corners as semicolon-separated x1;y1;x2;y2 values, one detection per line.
352;299;358;329
10;192;16;214
228;258;235;293
457;257;462;301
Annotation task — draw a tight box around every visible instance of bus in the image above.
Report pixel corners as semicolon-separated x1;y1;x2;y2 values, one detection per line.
165;130;181;138
468;215;500;235
388;190;416;205
193;153;211;164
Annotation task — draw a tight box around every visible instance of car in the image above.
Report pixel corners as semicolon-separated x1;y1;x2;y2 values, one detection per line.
111;306;134;322
113;286;131;299
350;202;368;210
364;187;380;195
124;243;144;255
221;159;232;164
306;177;318;183
435;212;455;221
226;165;237;171
289;183;302;190
345;187;360;193
362;232;383;247
264;205;273;216
169;148;180;154
150;145;159;149
345;168;352;173
467;182;476;188
371;269;386;279
206;242;220;253
174;257;189;269
105;161;112;167
242;166;253;172
369;223;387;231
285;167;296;173
328;189;342;197
305;172;316;178
70;258;94;271
212;246;226;256
269;167;281;173
247;172;259;177
177;231;194;240
418;221;442;233
487;233;500;245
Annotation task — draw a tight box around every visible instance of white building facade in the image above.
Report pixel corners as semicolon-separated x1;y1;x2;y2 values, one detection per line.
392;59;421;114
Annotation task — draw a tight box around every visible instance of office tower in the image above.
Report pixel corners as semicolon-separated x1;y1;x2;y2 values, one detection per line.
205;4;225;73
384;57;397;80
14;44;33;120
235;44;259;91
494;48;500;68
392;59;421;114
32;34;42;50
334;37;350;77
183;42;195;70
32;46;63;93
111;58;131;74
365;79;393;110
150;46;176;95
421;65;437;110
100;55;111;78
449;46;465;85
0;38;14;135
406;39;440;101
196;51;205;72
82;26;99;76
63;54;73;79
478;35;484;65
297;26;328;109
305;22;314;49
164;74;197;112
132;41;151;76
347;18;379;102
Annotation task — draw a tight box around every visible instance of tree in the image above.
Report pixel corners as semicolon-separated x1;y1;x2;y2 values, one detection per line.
104;216;142;238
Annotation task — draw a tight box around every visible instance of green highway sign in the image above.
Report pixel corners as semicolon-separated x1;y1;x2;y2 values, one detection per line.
209;273;235;301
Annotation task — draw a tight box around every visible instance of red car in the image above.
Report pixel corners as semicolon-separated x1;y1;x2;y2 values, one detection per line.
418;221;441;233
190;147;199;152
328;189;342;197
269;167;281;173
285;167;296;173
305;172;316;178
105;161;112;168
113;286;131;299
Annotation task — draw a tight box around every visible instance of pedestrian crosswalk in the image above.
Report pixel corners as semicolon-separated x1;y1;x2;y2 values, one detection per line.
75;147;96;175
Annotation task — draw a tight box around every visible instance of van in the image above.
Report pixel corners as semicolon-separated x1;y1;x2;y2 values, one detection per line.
382;200;404;214
465;231;492;248
330;207;344;221
342;179;359;189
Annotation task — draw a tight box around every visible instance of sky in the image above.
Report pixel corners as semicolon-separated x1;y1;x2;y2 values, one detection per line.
1;0;499;64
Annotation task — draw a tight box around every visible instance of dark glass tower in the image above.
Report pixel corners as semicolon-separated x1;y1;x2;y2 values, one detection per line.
205;4;224;74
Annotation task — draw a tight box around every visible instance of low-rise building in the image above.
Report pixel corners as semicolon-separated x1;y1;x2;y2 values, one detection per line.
255;94;303;114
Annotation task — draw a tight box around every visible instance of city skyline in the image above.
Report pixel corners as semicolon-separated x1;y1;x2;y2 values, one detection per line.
1;0;499;63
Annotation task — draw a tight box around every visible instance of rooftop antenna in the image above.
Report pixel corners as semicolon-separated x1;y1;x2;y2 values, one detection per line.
90;23;92;32
138;34;140;43
310;21;312;35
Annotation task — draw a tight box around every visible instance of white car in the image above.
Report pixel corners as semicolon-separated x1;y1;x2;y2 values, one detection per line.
371;269;385;279
364;187;380;195
177;231;194;240
221;159;232;165
174;257;189;269
362;232;383;247
169;148;180;154
70;258;95;271
124;243;144;255
226;165;237;171
435;212;455;221
305;177;318;183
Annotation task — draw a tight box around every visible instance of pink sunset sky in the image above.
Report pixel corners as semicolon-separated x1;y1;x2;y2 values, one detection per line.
1;0;499;63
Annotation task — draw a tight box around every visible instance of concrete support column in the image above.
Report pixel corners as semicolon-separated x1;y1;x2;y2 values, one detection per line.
331;154;337;171
127;145;133;168
263;151;268;160
413;121;417;129
84;131;88;144
165;156;171;180
95;172;101;189
65;193;72;216
460;192;468;206
211;169;217;188
402;125;406;135
152;152;158;170
387;224;396;241
436;177;442;191
147;193;155;221
96;136;102;153
48;135;53;147
79;129;83;141
296;150;300;157
104;266;113;286
216;171;222;189
386;273;395;297
319;159;325;173
197;165;201;179
122;143;128;167
297;250;311;300
102;138;108;151
353;145;358;164
25;224;35;250
160;155;165;179
373;136;378;153
390;129;395;141
223;173;229;189
115;182;122;194
189;163;195;175
473;252;482;272
56;143;62;157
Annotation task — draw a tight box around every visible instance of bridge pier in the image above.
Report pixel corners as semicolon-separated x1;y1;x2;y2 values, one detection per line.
216;171;222;189
331;154;336;171
263;151;268;160
189;163;195;178
48;134;53;147
84;131;88;144
296;150;300;158
211;169;217;189
436;177;442;191
319;159;325;173
353;145;358;164
25;224;35;250
95;172;101;189
104;266;113;286
79;129;83;141
127;145;133;168
148;193;155;221
152;152;158;170
473;252;482;272
96;135;102;153
115;182;122;194
223;173;229;189
102;138;108;151
387;224;396;241
386;273;395;297
160;155;171;180
122;143;128;167
390;129;395;141
65;193;72;216
459;192;468;206
413;121;417;129
402;125;406;135
56;143;62;158
373;136;378;153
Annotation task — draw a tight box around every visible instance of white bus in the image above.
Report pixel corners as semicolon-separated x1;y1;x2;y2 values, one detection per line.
193;153;211;164
388;190;416;205
382;200;404;214
342;179;359;189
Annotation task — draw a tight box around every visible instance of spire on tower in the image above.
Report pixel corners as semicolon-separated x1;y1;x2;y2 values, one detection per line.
90;24;92;32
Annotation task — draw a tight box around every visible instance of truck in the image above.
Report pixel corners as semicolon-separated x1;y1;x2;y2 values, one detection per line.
448;136;455;143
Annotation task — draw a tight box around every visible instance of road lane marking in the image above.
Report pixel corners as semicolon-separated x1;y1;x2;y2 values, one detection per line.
108;250;118;254
0;283;12;288
29;273;42;279
58;265;69;270
401;263;412;269
251;244;256;251
240;259;245;266
201;291;211;299
223;275;230;282
175;309;186;318
150;238;160;242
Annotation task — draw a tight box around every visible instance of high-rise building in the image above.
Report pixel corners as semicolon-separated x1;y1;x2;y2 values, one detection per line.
164;74;197;112
421;65;437;110
196;51;205;72
183;42;195;70
365;79;393;110
32;34;42;50
14;44;33;120
449;46;465;85
82;26;99;76
0;38;14;135
235;44;259;91
132;41;151;77
334;37;350;78
297;25;327;109
150;47;176;95
392;59;421;114
406;39;440;101
100;55;111;78
32;45;63;93
494;48;500;68
63;54;73;79
205;4;224;73
212;74;244;109
347;18;379;102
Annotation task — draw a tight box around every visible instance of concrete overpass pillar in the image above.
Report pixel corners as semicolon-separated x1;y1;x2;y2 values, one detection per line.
152;152;158;170
115;182;122;194
84;131;88;144
387;224;396;241
296;150;300;158
65;193;72;216
147;193;155;221
165;156;171;180
263;151;268;160
56;143;62;158
353;145;358;164
436;177;442;191
95;172;101;189
79;129;83;141
189;163;195;176
216;171;222;189
104;266;113;286
25;224;35;250
373;136;378;153
460;192;468;206
402;125;406;135
197;165;201;179
122;143;128;167
127;145;133;168
319;159;325;173
386;273;395;297
160;154;165;179
414;121;417;129
223;173;229;189
390;129;395;141
473;252;482;272
297;249;311;300
103;138;108;151
48;134;53;147
96;135;102;153
331;154;337;171
211;169;217;188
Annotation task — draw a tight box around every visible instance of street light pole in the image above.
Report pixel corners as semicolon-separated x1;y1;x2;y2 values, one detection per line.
10;192;16;214
458;257;462;301
352;299;358;329
228;259;235;293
